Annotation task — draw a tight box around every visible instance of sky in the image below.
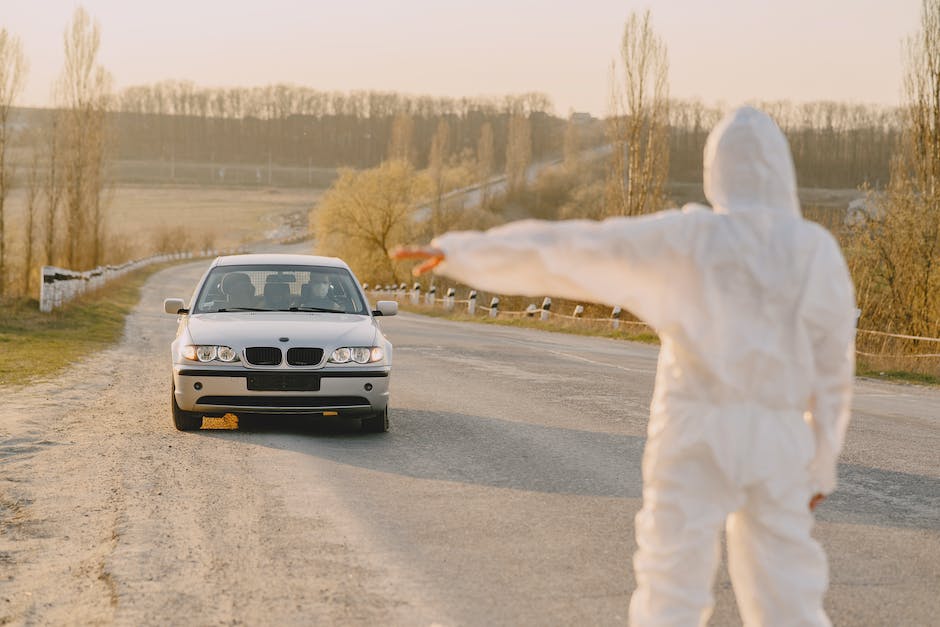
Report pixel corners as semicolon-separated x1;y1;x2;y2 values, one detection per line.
1;0;923;115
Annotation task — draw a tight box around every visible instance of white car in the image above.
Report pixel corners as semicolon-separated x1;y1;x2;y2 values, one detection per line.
163;254;397;432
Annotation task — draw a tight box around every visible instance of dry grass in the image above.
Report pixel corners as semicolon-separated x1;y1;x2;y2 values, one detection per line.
3;183;321;259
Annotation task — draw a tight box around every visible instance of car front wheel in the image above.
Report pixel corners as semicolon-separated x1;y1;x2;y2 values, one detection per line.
361;407;389;433
171;384;202;431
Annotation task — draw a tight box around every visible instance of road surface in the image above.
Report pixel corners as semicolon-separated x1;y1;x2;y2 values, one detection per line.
1;257;938;625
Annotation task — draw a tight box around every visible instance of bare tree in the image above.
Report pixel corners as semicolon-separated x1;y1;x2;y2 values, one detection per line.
0;29;26;295
22;144;41;294
606;10;669;217
58;7;112;270
428;119;450;235
563;113;581;172
313;161;430;283
42;113;64;267
477;122;495;209
387;112;415;164
505;115;532;195
849;0;940;345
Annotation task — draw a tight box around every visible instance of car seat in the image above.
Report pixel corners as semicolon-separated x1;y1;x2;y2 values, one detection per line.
263;282;292;309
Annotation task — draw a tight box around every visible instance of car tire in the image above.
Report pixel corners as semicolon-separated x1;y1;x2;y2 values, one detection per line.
171;385;202;431
361;407;389;433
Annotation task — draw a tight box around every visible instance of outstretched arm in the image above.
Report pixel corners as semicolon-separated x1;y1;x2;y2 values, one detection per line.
395;209;709;328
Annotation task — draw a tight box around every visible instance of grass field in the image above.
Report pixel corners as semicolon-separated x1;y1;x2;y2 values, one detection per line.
3;183;321;261
104;184;321;247
1;183;322;298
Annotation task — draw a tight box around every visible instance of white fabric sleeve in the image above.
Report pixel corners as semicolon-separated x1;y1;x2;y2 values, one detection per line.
430;208;706;329
803;232;856;495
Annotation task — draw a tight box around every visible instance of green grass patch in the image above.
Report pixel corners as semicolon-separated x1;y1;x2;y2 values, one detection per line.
396;303;661;345
0;262;176;387
856;362;940;386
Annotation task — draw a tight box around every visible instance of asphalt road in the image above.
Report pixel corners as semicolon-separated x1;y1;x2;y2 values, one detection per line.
1;257;938;625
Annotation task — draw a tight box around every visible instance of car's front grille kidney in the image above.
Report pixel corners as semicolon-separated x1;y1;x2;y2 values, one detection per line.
245;346;282;365
286;347;323;366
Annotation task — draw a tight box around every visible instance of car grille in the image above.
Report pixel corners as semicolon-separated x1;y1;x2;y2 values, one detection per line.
245;347;282;366
196;395;370;408
287;347;323;366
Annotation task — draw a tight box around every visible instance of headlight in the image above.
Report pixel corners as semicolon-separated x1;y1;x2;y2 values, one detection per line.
182;345;239;363
328;346;384;364
196;345;217;362
330;347;352;363
351;347;371;364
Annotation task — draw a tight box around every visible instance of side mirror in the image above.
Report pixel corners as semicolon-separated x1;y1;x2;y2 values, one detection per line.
373;300;398;317
164;298;187;315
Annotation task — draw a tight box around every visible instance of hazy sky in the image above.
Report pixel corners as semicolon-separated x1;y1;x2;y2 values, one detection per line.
1;1;922;115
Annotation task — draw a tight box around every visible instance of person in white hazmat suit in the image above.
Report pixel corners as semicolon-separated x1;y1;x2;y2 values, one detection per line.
393;106;856;625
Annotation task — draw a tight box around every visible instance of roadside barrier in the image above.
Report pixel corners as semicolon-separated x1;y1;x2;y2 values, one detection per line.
364;284;940;363
39;249;241;313
856;328;940;343
364;284;652;333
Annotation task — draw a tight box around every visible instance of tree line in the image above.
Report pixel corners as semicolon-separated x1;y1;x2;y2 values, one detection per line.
110;84;561;170
668;99;900;189
79;85;899;191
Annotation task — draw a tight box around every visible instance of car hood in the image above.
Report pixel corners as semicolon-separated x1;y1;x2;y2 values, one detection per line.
186;312;377;348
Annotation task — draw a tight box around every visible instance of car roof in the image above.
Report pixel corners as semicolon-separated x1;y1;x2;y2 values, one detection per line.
212;254;350;269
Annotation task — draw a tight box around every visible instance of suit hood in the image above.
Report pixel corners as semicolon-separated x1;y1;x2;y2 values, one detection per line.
703;106;801;217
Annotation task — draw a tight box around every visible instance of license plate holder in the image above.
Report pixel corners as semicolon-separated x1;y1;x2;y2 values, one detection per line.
247;374;321;392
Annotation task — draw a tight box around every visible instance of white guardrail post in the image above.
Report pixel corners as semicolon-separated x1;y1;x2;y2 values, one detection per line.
540;297;552;321
38;248;224;313
467;290;477;315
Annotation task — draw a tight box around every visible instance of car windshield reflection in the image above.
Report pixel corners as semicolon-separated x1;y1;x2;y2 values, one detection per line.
192;265;369;315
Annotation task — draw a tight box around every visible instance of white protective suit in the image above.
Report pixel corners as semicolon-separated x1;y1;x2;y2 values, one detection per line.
430;106;855;626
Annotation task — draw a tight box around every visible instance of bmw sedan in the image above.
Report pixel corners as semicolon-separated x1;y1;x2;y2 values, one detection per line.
163;254;397;432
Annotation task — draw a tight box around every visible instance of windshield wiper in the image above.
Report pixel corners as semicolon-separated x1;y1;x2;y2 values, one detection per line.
215;307;269;312
288;306;344;313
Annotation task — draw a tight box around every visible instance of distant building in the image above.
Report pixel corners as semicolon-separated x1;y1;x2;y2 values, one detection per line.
569;112;594;125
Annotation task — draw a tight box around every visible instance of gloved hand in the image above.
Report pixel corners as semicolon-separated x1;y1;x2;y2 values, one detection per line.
391;246;446;276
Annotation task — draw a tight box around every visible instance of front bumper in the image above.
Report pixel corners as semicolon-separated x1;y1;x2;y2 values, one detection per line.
173;366;390;416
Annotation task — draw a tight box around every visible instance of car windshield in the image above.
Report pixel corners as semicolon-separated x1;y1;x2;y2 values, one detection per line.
192;264;369;315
